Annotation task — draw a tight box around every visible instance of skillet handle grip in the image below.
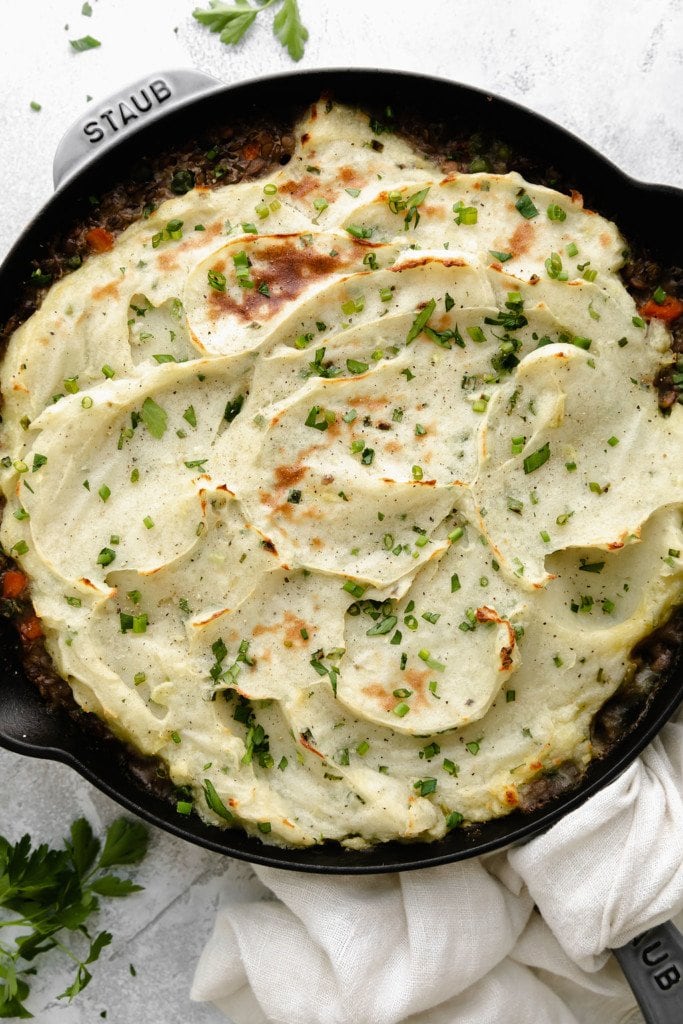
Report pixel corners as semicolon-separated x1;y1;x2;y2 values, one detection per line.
52;68;222;190
613;920;683;1024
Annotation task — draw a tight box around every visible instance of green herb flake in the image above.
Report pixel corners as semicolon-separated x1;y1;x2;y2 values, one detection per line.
523;442;550;475
140;397;168;439
202;779;233;822
70;34;101;51
406;299;436;344
515;194;539;219
208;268;227;292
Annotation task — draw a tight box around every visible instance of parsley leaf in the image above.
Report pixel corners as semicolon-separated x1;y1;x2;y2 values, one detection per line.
193;0;309;61
140;397;168;439
192;1;259;45
0;818;148;1016
272;0;308;60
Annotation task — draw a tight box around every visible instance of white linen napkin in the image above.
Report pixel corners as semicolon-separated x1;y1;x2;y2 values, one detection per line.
191;708;683;1024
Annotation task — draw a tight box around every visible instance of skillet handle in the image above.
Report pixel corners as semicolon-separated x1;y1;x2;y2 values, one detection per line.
52;68;222;190
613;920;683;1024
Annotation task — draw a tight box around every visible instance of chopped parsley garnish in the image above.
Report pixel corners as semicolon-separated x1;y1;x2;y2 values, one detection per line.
140;397;167;439
515;193;539;219
579;560;605;573
224;394;244;423
170;169;195;195
489;250;512;263
305;405;333;431
523;442;550;474
414;778;437;796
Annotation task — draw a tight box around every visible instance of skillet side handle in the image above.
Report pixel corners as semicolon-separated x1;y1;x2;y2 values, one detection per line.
612;921;683;1024
52;68;222;190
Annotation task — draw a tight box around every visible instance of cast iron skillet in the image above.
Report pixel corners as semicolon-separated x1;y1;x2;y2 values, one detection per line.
1;68;682;875
3;67;683;1023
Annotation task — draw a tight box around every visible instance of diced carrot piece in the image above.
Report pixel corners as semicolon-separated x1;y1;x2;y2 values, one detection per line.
242;142;260;161
19;614;43;641
85;226;115;253
639;295;683;323
2;569;27;598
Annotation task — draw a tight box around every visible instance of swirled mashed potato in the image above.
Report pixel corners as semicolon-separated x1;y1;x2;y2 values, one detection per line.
1;101;682;847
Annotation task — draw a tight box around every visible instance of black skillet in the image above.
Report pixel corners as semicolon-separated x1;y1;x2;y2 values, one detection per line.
1;68;682;1021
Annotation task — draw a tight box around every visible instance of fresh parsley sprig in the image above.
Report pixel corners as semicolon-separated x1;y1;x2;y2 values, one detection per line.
193;0;309;62
0;817;149;1018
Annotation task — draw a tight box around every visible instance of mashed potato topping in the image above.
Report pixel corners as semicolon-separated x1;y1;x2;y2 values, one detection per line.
1;101;681;847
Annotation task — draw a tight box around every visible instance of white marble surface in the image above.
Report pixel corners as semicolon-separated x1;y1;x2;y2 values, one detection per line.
0;0;681;1021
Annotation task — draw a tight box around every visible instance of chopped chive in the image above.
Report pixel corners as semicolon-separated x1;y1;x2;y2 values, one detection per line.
345;225;374;239
343;580;366;599
547;203;567;221
406;299;436;344
393;702;410;717
98;484;111;502
418;648;445;672
366;615;398;636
